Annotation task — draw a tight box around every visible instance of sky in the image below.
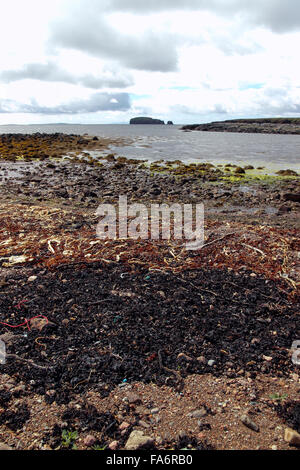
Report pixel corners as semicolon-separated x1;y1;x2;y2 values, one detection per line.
1;0;300;124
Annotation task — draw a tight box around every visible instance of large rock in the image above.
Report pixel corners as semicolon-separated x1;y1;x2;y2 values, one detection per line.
284;428;300;446
0;442;12;450
130;117;165;125
125;430;154;450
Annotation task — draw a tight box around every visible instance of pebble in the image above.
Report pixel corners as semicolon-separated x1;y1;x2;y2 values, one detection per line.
108;441;118;451
188;408;207;419
83;435;96;448
28;276;37;282
125;431;154;450
126;392;141;404
150;408;159;415
262;355;273;362
138;420;150;429
177;353;193;361
241;414;260;432
29;317;48;331
119;422;130;431
208;360;216;367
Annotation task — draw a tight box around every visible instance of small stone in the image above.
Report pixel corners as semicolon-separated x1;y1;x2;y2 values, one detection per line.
284;428;300;446
108;441;118;451
0;443;12;450
119;422;130;431
208;360;216;367
136;406;149;416
262;355;273;362
29;317;48;331
177;353;193;361
150;408;159;415
125;430;154;450
138;420;150;429
84;435;96;447
271;445;277;450
188;408;207;419
241;414;260;432
126;392;141;404
28;276;37;282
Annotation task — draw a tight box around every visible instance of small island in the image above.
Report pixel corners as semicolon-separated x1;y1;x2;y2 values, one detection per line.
130;117;165;125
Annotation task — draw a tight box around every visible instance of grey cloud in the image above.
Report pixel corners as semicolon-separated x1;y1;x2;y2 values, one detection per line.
213;104;228;114
257;101;300;115
263;87;289;98
50;11;179;72
171;103;228;115
0;92;131;114
251;85;300;115
49;0;300;77
212;36;263;56
109;0;300;33
0;62;134;89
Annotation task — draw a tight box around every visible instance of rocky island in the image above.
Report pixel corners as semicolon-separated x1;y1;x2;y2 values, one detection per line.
182;117;300;135
130;117;165;125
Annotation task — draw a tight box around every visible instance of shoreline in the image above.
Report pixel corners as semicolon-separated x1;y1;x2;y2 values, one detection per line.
0;133;299;451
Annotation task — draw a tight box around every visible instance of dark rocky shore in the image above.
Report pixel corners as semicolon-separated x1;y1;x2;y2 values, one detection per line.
0;133;299;451
182;118;300;135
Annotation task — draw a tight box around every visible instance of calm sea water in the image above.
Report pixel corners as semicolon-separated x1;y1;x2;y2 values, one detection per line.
0;124;299;172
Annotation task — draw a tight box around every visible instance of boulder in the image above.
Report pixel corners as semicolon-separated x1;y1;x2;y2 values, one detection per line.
125;430;154;450
284;428;300;446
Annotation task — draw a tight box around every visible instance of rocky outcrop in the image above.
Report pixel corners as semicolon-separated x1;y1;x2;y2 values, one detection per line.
130;117;165;125
181;118;300;135
167;121;174;125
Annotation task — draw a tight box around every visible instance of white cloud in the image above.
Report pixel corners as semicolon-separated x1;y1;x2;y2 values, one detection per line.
0;0;300;123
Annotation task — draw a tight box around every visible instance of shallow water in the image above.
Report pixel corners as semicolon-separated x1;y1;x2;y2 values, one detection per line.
0;124;299;171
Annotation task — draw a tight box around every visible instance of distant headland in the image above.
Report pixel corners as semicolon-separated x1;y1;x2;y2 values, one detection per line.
130;117;173;125
181;118;300;135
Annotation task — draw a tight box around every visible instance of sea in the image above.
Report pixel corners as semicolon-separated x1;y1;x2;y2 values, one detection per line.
0;124;299;173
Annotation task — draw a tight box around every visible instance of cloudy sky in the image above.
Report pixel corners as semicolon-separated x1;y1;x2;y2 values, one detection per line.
1;0;300;124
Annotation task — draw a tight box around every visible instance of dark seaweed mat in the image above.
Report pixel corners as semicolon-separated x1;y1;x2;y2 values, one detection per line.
0;404;30;431
0;262;298;403
44;405;129;450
